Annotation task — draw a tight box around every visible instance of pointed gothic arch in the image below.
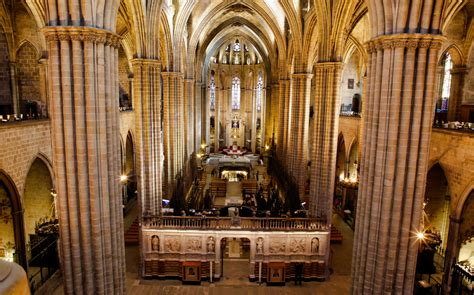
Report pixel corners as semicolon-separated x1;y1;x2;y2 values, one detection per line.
0;170;27;269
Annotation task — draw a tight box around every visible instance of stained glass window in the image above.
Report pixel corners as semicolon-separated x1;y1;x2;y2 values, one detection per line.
438;53;452;112
233;40;241;52
256;72;263;112
210;74;215;111
232;77;240;110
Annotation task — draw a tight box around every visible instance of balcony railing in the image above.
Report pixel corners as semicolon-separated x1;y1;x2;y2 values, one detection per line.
142;216;329;231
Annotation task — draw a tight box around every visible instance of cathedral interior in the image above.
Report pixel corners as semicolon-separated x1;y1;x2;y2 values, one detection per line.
0;0;474;294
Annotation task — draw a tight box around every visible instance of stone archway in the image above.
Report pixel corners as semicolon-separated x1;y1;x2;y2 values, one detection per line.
23;157;54;244
23;157;59;289
446;190;474;293
424;163;451;252
333;134;346;214
219;237;252;283
0;170;27;269
124;131;137;205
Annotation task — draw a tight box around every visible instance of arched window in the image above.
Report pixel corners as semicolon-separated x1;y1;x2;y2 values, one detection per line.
210;73;215;111
437;53;452;113
232;77;240;110
256;72;263;112
233;40;241;52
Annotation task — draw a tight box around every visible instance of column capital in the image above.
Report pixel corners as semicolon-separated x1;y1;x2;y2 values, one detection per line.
131;58;161;67
367;33;445;53
290;73;313;79
449;215;463;223
314;61;344;70
42;26;121;48
161;71;184;78
450;66;468;75
38;57;48;64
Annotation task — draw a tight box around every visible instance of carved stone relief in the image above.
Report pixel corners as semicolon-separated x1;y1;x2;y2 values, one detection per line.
164;237;181;252
186;237;202;252
289;238;306;253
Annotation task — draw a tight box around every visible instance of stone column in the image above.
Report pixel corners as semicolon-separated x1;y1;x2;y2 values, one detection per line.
162;72;184;196
251;85;257;152
277;79;290;164
215;238;222;278
9;62;19;115
38;58;49;117
269;83;279;145
214;78;221;151
309;62;343;219
351;35;443;294
447;66;467;122
195;81;203;152
131;59;162;216
249;237;256;279
259;87;267;151
184;78;195;157
287;73;312;199
442;216;462;294
43;26;125;294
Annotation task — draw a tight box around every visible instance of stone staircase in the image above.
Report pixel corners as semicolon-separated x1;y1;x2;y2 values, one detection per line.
124;218;139;245
330;225;343;243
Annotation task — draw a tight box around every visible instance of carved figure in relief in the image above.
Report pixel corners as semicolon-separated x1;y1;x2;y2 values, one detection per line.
289;238;305;253
151;235;159;251
256;237;264;254
207;236;215;252
269;240;286;253
186;238;202;252
311;237;320;254
165;238;181;252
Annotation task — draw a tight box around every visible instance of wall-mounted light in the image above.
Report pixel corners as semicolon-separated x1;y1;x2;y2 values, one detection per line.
416;232;425;240
50;188;57;198
120;175;128;183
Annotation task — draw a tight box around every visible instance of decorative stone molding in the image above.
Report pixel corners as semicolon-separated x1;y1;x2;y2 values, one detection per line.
42;26;121;48
269;239;286;254
289;238;306;253
131;58;161;67
164;237;181;252
366;34;445;53
185;237;202;252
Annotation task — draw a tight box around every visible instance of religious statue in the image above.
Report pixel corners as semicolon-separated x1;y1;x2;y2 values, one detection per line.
207;236;215;253
311;237;319;254
256;237;264;254
151;235;159;251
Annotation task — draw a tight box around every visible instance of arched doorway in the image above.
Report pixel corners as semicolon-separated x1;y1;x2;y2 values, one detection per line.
333;134;346;216
220;237;251;283
124;132;137;206
448;190;474;294
23;157;59;289
424;164;451;252
0;171;27;269
416;163;451;286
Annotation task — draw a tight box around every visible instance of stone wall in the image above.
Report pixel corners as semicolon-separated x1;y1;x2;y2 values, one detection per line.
0;120;52;197
339;53;362;109
17;43;40;103
119;110;135;149
428;129;474;213
338;117;474;216
338;116;362;158
0;28;12;114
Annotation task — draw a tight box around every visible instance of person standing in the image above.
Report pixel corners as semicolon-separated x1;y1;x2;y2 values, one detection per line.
294;263;303;285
